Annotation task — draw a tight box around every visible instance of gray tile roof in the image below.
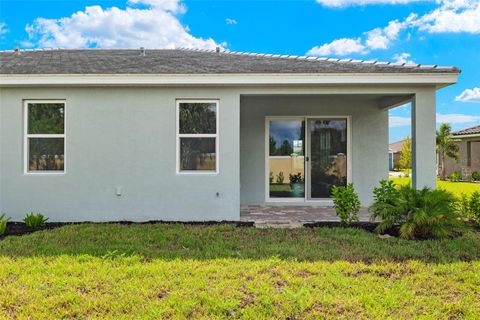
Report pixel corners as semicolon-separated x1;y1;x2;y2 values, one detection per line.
453;125;480;136
0;48;461;75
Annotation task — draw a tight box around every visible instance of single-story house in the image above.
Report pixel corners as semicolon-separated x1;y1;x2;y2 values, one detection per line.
388;139;407;171
0;48;460;221
444;125;480;178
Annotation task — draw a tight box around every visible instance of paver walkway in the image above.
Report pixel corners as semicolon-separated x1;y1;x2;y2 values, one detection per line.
241;206;372;228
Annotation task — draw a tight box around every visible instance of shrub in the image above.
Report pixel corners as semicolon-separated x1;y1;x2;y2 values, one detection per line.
456;193;471;220
398;187;463;239
470;191;480;224
447;171;461;182
369;180;402;233
0;213;11;236
24;213;48;229
331;183;361;225
289;172;303;185
276;171;284;184
472;171;480;181
370;181;464;239
269;172;274;184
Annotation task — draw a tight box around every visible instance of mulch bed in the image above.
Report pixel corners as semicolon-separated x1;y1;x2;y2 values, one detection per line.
0;221;255;239
1;220;477;240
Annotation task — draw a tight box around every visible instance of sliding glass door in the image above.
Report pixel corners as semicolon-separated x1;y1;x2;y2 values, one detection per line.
268;119;305;199
267;117;348;201
306;118;348;200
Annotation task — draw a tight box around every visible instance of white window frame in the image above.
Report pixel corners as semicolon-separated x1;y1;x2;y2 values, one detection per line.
176;99;219;174
24;99;66;175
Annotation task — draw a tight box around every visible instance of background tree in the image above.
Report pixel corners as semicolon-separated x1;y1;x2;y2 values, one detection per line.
436;123;459;180
399;137;412;170
269;136;277;156
278;140;293;155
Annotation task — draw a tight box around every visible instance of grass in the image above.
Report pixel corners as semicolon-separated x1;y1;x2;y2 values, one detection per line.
391;177;480;197
0;224;480;318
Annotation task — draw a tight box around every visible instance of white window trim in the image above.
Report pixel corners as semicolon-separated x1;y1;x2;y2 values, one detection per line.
264;115;352;204
176;99;219;175
23;99;66;175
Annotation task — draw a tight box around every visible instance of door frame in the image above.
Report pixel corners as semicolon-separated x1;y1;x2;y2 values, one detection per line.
264;115;352;204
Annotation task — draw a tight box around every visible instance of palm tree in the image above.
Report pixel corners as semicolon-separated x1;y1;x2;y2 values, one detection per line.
436;123;459;180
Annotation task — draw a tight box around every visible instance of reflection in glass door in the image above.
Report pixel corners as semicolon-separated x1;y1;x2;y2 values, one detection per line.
306;119;348;199
268;119;305;199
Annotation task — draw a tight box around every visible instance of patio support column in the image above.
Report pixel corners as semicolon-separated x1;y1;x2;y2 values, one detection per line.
412;88;437;189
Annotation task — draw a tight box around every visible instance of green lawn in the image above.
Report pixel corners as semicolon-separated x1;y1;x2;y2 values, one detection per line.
1;224;479;318
391;177;480;197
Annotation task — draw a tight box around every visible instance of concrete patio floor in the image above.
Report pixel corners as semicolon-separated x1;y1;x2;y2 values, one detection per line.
240;206;373;228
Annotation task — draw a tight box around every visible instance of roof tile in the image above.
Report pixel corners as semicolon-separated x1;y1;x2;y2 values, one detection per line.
0;48;461;75
453;125;480;136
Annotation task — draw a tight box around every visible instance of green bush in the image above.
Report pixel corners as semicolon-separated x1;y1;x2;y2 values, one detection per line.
24;213;48;229
276;171;284;184
288;172;303;185
399;187;463;239
369;180;403;233
0;213;11;236
370;180;464;239
472;171;480;181
456;193;471;220
447;171;462;182
331;183;361;225
456;192;480;224
470;191;480;224
269;172;274;184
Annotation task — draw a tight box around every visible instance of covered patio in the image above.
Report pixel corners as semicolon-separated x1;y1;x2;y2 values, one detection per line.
239;90;437;225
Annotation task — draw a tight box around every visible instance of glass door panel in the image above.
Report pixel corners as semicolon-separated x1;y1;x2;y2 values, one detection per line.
307;119;347;199
268;119;305;199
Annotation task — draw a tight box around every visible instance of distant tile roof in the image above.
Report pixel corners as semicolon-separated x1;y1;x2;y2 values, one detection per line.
453;125;480;136
389;139;407;153
0;48;461;75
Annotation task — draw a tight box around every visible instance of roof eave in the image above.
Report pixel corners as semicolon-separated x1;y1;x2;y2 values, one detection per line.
453;133;480;139
0;72;460;87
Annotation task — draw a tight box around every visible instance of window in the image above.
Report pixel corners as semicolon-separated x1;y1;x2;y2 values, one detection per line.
24;100;65;173
176;100;218;173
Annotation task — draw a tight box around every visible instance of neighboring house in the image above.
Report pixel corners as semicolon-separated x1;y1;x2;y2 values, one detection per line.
444;125;480;178
0;49;460;221
388;139;407;171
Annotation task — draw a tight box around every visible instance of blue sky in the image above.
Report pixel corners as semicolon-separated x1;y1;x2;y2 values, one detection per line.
1;0;479;143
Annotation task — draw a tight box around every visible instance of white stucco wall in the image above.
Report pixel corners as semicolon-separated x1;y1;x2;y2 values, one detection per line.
0;87;240;222
0;85;437;221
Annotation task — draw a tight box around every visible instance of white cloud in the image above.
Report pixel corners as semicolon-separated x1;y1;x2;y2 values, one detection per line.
365;20;405;49
390;116;412;127
390;112;480;127
307;38;366;56
413;0;480;33
128;0;185;12
225;18;237;25
308;17;412;56
308;1;479;57
0;22;8;35
455;87;480;103
316;0;428;7
393;52;415;63
437;113;480;123
24;0;220;49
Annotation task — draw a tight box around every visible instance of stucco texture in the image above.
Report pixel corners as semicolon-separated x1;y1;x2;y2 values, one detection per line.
0;87;240;221
1;85;437;221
